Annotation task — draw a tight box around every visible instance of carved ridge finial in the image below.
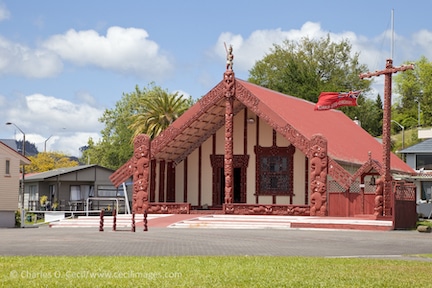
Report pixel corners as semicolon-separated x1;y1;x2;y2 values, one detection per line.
224;42;234;71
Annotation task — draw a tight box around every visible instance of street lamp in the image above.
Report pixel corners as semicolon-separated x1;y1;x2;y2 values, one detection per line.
6;122;26;204
391;120;405;149
44;135;53;152
6;122;26;227
415;98;421;127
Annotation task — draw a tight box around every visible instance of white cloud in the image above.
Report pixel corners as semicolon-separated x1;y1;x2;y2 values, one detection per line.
42;26;174;79
23;94;103;132
2;93;104;156
0;36;63;78
413;29;432;60
210;22;432;101
0;3;10;21
212;21;432;72
212;22;330;72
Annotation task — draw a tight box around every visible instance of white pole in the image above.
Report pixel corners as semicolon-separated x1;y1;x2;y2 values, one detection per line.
391;9;394;60
122;182;131;214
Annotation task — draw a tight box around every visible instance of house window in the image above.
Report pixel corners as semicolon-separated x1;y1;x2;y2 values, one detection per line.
5;159;10;175
421;181;432;200
255;145;295;195
70;186;81;201
97;185;119;197
70;185;94;200
416;155;432;170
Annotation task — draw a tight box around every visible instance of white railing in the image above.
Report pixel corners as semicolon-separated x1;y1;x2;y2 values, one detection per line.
86;197;121;216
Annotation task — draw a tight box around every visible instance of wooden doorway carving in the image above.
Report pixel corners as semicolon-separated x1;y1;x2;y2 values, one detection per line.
210;155;249;208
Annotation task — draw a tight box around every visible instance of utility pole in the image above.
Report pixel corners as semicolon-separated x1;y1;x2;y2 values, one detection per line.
359;59;414;217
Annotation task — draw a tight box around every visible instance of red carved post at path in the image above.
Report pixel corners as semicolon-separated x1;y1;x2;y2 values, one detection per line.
99;209;104;232
143;210;148;232
112;208;117;231
360;59;414;217
131;213;136;232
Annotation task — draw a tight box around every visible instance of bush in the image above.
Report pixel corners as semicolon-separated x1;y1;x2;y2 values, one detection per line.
14;210;21;227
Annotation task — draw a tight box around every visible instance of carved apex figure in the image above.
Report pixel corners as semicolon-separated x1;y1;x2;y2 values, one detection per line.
225;42;234;70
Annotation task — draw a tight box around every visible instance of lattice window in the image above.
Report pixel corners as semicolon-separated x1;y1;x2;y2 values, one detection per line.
327;180;345;193
349;180;361;193
259;156;289;192
394;182;416;201
255;145;294;196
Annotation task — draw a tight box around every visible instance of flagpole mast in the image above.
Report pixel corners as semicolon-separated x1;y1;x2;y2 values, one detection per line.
360;63;413;217
391;9;394;60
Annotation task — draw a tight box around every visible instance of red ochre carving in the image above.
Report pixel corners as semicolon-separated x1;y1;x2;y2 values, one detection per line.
132;134;151;214
308;135;328;216
374;176;384;216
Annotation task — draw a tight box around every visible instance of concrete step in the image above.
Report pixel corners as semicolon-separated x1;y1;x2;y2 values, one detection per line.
49;214;168;228
168;215;393;231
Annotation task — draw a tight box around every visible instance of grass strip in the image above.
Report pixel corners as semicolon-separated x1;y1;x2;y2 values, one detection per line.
1;256;431;287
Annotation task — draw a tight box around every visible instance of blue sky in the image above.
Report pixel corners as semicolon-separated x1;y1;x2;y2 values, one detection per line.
0;0;431;156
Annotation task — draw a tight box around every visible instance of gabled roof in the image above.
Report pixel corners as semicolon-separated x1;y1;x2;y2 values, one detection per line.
399;138;432;154
0;140;31;165
150;77;414;174
25;164;114;181
0;139;18;151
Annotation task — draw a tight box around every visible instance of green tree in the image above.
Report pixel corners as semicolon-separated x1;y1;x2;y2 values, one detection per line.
394;56;432;128
129;86;193;139
248;35;371;103
349;94;383;137
26;152;79;173
80;85;143;170
80;83;193;170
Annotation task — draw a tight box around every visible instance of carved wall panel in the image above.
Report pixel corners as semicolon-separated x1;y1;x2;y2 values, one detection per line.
132;134;150;214
223;203;310;216
308;135;328;216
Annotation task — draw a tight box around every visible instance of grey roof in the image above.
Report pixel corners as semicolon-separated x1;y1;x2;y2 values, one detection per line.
0;139;18;151
399;138;432;154
25;164;114;181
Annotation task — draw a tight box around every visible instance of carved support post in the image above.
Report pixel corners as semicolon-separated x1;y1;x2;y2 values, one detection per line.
132;134;151;215
308;135;328;216
223;70;235;208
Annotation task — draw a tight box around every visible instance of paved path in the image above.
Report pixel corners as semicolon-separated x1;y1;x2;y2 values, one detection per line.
1;225;432;261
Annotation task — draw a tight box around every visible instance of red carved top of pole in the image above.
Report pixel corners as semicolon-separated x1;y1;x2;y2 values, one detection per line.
359;59;414;79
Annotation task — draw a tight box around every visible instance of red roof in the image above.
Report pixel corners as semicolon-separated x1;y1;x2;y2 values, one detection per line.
238;79;413;174
151;77;414;174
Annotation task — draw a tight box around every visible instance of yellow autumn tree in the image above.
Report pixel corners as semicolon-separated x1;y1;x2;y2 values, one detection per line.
26;152;79;173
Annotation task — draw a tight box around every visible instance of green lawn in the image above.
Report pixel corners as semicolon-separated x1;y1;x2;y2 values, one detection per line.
1;256;431;287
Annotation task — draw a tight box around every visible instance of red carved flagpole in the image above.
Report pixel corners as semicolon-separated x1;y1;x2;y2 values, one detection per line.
359;59;414;217
223;44;235;212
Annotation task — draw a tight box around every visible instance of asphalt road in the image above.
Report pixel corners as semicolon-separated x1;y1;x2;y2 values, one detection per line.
1;226;432;260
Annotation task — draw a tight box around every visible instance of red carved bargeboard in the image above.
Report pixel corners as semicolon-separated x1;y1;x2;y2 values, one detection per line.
147;203;191;214
223;203;310;216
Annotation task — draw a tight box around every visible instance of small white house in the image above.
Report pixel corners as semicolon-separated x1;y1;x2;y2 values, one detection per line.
0;141;30;227
398;138;432;217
